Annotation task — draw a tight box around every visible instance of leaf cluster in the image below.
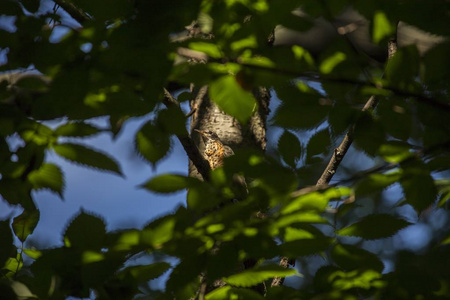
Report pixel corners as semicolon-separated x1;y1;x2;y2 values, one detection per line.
1;0;450;299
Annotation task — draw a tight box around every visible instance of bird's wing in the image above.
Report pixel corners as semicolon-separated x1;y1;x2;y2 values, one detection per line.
223;145;235;158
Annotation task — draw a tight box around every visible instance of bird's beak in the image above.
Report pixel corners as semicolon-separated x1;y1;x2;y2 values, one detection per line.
194;129;206;141
194;129;205;136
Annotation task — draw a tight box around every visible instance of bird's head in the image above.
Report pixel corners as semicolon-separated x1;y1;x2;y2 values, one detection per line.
195;129;220;142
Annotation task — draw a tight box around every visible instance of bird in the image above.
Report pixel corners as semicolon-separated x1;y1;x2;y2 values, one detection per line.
194;129;233;170
195;129;247;200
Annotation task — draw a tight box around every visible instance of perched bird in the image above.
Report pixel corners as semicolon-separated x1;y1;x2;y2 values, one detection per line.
195;129;247;200
194;129;234;170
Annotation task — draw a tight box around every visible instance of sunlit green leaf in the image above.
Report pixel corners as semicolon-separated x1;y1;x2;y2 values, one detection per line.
209;75;256;124
189;41;223;59
372;10;395;43
355;172;401;197
378;141;414;163
320;52;346;74
141;216;175;249
27;163;64;197
53;143;122;176
223;264;298;287
206;286;264;300
337;214;411;240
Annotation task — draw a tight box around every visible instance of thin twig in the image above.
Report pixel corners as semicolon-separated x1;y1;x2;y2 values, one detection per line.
270;34;399;290
53;0;90;24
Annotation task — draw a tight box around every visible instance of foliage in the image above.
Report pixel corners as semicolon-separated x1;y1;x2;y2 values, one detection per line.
1;0;450;299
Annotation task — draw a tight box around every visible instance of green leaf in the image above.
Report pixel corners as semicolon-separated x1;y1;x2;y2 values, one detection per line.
12;209;40;243
157;106;188;136
141;215;176;248
278;130;302;168
372;10;395;43
385;46;420;90
0;221;14;268
135;121;171;165
54;122;101;137
27;163;64;197
320;52;347;74
20;0;40;13
52;143;122;176
355;172;401;198
400;161;437;213
64;211;107;250
337;214;411;240
121;262;171;282
279;238;333;257
206;286;264;300
141;174;198;193
378;141;414;163
435;179;450;208
223;264;298;287
273;84;329;130
189;42;222;59
331;243;384;273
353;113;386;157
306;128;331;164
209;75;256;124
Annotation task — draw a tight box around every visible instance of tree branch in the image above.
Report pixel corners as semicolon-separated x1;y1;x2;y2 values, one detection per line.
162;89;212;181
270;37;398;289
53;0;90;24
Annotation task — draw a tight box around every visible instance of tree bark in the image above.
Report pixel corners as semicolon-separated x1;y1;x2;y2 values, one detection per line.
188;86;270;179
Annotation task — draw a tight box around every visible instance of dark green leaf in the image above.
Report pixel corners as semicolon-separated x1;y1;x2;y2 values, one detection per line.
54;122;101;137
306;128;330;164
355;172;401;198
157;106;188;136
53;143;122;176
135;121;171;165
223;264;298;287
20;0;40;13
385;46;420;91
141;174;198;193
278;130;302;168
377;99;412;141
121;262;171;282
353;113;385;157
337;214;411;240
273;85;329;129
27;163;64;197
209;75;256;124
0;221;14;268
279;238;333;257
64;211;106;250
12;209;40;243
400;161;437;213
331;243;384;272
